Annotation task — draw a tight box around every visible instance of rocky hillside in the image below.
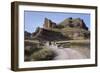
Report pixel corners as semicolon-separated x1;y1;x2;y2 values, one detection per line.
24;31;31;39
32;27;70;41
43;17;88;30
59;17;88;30
25;17;90;41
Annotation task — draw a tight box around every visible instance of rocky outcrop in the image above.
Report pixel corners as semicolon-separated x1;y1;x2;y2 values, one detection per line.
43;18;57;29
25;17;90;41
32;27;70;41
43;17;88;30
59;17;88;30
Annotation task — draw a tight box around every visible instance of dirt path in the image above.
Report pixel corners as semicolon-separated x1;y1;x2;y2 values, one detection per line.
47;45;89;60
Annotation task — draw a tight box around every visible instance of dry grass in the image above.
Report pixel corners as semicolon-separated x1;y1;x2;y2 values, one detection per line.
31;48;56;61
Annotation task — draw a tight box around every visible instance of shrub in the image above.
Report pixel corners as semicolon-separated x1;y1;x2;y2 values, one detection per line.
25;45;43;56
31;48;56;61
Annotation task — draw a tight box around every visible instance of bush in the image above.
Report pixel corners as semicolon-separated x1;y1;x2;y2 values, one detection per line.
31;48;56;61
56;24;64;29
25;45;43;56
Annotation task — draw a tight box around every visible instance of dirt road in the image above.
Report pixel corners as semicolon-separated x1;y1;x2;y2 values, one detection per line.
47;45;89;60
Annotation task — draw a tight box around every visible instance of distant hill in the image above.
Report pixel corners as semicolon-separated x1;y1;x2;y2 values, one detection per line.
24;31;31;39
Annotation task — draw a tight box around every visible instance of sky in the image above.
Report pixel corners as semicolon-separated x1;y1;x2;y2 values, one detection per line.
24;11;90;33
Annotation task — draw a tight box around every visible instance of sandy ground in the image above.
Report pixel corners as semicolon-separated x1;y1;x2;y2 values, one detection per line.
47;45;90;60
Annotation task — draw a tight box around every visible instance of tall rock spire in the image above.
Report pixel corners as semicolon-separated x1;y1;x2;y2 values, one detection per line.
43;18;56;29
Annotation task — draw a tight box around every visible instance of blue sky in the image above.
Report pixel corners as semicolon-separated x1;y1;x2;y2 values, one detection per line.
24;11;90;33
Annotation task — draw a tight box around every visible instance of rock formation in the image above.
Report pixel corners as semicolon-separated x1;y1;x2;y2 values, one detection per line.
43;18;56;29
32;27;70;41
25;17;90;41
59;17;88;30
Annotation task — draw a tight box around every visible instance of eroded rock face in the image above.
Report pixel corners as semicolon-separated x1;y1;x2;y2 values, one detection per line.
43;18;57;29
43;17;88;30
32;27;70;41
58;17;88;30
26;17;90;41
